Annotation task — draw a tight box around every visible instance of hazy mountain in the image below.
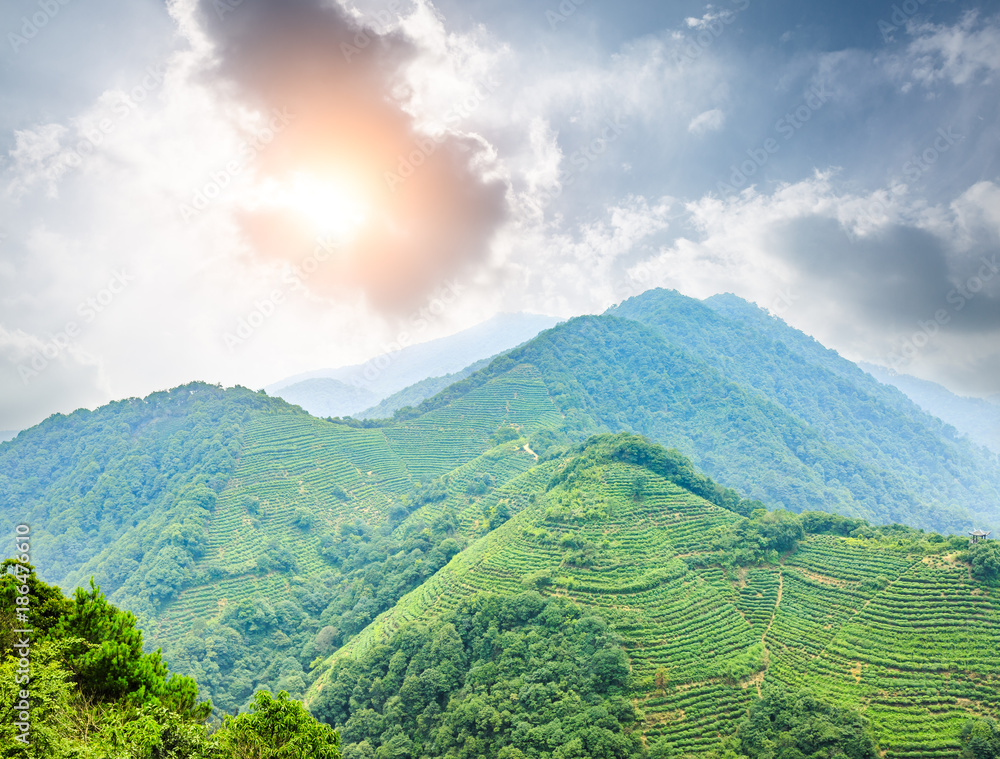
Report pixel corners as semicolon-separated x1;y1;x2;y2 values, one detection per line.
356;357;491;419
273;377;380;419
6;289;1000;724
862;363;1000;454
265;312;561;418
0;430;16;443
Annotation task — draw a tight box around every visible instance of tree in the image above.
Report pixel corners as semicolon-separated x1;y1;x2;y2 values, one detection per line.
216;690;342;759
962;718;1000;759
53;578;209;719
969;541;1000;583
737;683;879;759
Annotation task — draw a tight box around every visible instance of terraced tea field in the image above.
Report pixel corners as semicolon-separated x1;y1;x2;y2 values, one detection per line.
153;383;554;642
310;458;1000;757
382;364;563;480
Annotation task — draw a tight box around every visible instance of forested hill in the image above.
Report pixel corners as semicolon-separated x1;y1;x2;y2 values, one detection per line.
407;299;999;533
605;289;1000;530
2;288;1000;719
308;434;1000;759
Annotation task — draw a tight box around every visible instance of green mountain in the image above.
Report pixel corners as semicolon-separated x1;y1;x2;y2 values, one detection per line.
355;357;491;420
307;435;1000;759
861;363;1000;455
402;296;999;533
0;372;560;713
3;287;1000;740
266;312;561;418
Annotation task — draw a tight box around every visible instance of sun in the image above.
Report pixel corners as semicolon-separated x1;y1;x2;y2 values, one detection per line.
259;172;369;242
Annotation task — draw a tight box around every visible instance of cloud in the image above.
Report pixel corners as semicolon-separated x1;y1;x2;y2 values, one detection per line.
627;174;1000;394
688;108;725;134
0;325;108;431
906;11;1000;87
186;0;509;312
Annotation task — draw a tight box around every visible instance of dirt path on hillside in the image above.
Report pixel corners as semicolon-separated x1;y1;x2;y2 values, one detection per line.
754;569;784;696
762;570;783;645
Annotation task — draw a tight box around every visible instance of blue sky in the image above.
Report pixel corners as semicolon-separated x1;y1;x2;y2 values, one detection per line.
1;0;999;430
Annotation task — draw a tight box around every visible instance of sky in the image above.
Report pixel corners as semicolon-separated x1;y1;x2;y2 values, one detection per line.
1;0;999;431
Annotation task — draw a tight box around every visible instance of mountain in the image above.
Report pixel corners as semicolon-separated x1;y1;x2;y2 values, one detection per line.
306;435;1000;759
271;377;380;418
406;293;1000;532
4;287;1000;725
609;290;1000;529
0;430;16;443
265;312;561;418
0;375;560;713
356;357;491;419
861;363;1000;454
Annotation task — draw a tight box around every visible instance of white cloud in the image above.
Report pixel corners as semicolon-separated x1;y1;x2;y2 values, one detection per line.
905;11;1000;87
688;108;725;134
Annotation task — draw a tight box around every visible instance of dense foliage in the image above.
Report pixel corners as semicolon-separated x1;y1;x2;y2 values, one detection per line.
614;289;1000;529
963;718;1000;759
166;506;465;714
727;683;879;759
0;562;339;758
0;383;284;611
965;540;1000;582
312;592;641;759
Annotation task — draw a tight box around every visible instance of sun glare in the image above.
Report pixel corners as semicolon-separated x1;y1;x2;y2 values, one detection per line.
259;172;369;242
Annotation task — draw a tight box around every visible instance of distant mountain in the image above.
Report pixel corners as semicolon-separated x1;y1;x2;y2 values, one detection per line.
861;364;1000;454
356;357;491;419
0;430;16;443
273;377;380;419
266;312;561;417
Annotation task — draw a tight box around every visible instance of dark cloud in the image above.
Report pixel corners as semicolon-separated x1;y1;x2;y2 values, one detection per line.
771;215;1000;332
194;0;508;312
765;213;1000;395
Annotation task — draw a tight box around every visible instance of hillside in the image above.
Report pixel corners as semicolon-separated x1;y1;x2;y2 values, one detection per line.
266;312;561;418
405;309;998;533
0;376;560;713
861;363;1000;454
4;290;1000;720
309;436;1000;759
608;290;1000;531
355;357;490;419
